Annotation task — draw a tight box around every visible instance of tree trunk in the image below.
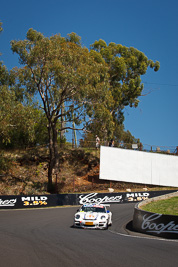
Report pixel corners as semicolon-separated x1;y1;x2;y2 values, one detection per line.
47;123;54;192
52;123;59;171
60;103;65;148
47;121;59;193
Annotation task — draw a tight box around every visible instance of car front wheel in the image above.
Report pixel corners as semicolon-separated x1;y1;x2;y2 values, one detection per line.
104;222;108;230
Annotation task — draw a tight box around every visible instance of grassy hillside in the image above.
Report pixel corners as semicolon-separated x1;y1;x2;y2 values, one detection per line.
141;197;178;216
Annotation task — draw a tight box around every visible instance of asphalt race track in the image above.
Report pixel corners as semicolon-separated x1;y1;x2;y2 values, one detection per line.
0;203;178;267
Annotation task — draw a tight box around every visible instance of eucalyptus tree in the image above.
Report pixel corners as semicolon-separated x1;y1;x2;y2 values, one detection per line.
11;29;111;191
90;40;160;138
0;21;8;85
11;30;160;191
0;22;41;148
0;21;14;144
0;84;44;147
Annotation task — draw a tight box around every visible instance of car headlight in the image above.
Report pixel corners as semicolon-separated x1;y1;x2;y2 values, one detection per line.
75;214;80;219
101;215;106;220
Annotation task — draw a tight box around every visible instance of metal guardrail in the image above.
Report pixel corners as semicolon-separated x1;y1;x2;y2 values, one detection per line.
78;140;178;156
1;141;177;156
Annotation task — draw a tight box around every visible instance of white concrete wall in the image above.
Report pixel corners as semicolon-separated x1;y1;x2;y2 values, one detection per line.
99;146;178;187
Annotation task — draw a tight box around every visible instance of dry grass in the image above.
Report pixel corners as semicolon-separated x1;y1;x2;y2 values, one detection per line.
0;147;177;195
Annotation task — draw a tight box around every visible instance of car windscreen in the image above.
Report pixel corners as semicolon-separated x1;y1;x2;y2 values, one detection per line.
81;207;105;213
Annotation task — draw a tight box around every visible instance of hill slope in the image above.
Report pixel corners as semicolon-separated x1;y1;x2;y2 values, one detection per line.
0;147;175;195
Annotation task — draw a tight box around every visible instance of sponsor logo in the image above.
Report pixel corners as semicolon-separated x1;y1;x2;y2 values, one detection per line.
79;192;123;205
126;192;150;198
0;198;17;207
21;196;48;206
21;196;48;202
142;213;178;234
126;192;149;202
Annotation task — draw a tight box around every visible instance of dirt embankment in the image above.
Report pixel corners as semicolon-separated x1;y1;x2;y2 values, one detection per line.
0;148;174;195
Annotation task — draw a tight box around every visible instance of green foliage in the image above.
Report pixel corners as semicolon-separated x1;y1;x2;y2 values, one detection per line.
89;39;160;139
0;62;9;86
10;29;110;128
10;30;160;144
117;128;140;149
82;123;140;148
0;86;16;144
66;32;81;45
57;135;66;145
10;29;160;191
0;85;48;148
0;24;48;149
10;29;111;191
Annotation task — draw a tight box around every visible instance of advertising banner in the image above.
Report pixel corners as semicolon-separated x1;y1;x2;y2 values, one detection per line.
0;190;177;209
133;205;178;239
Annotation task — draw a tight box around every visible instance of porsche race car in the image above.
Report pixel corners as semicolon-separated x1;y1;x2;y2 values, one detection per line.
73;204;112;229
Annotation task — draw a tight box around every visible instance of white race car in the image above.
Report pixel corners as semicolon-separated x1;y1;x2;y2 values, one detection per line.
73;204;112;229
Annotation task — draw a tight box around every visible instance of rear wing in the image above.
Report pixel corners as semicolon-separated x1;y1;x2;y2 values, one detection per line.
81;204;110;208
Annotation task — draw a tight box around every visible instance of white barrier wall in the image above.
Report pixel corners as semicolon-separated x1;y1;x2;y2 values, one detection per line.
99;146;178;187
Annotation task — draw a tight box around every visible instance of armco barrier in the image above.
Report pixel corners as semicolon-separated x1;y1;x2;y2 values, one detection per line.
133;192;178;239
0;190;177;209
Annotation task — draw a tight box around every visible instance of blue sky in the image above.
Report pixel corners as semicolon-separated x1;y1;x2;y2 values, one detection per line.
1;0;178;151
